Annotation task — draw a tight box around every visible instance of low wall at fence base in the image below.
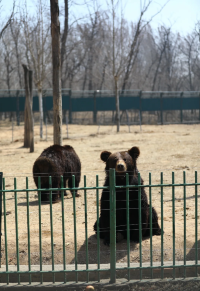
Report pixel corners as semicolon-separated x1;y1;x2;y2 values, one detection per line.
0;261;200;283
0;278;200;291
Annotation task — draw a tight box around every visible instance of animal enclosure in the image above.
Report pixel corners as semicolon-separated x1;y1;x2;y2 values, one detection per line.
0;124;199;284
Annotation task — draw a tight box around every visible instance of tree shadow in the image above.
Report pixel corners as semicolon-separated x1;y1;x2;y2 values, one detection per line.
70;234;138;265
186;240;200;261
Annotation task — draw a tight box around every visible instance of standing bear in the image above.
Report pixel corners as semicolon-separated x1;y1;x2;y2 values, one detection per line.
33;144;81;202
94;146;161;245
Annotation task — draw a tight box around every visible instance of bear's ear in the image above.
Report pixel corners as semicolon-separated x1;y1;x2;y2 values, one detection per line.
100;151;112;162
128;147;140;160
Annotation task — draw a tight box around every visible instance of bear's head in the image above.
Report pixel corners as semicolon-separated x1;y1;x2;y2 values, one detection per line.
100;146;140;178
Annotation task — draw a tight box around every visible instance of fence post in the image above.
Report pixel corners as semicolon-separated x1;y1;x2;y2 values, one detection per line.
160;92;163;125
93;90;97;124
16;90;20;126
139;90;142;131
69;89;72;124
109;169;116;283
0;172;2;268
180;92;183;123
199;92;200;121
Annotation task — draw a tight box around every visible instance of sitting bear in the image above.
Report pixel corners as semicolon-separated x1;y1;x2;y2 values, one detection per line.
33;144;81;202
94;146;161;245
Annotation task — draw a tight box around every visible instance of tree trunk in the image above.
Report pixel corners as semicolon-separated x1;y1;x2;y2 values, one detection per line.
38;87;43;139
22;64;34;152
24;100;30;147
50;0;62;145
114;76;120;132
61;0;69;88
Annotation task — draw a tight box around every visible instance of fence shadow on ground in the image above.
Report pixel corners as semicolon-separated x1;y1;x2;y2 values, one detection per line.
70;234;138;265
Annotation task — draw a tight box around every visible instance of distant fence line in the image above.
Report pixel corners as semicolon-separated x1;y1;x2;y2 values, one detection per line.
0;89;200;125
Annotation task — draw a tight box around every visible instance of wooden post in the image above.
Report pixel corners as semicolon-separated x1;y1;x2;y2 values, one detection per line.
50;0;62;145
22;64;34;153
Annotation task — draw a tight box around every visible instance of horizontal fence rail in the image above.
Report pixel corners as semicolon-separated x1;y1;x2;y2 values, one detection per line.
0;169;199;284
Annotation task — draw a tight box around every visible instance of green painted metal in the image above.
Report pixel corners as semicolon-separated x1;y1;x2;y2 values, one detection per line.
0;90;200;116
138;173;142;280
60;176;66;283
109;169;116;284
0;172;2;268
0;170;200;285
38;177;43;284
160;172;164;279
126;173;130;281
172;172;175;279
195;171;198;277
72;175;78;283
84;176;89;282
149;173;153;279
14;178;20;284
3;178;9;284
26;177;31;284
183;171;186;278
49;176;55;283
96;175;100;282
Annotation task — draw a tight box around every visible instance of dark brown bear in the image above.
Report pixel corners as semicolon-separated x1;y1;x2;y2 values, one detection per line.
33;144;81;202
94;146;161;245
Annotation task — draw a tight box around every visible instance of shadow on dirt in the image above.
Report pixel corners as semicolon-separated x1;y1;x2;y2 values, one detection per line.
70;234;138;265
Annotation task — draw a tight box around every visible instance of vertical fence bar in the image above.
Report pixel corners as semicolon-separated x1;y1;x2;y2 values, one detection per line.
60;176;66;283
69;89;72;124
126;173;130;281
3;178;9;285
38;177;43;284
149;173;153;279
160;92;163;125
14;178;20;284
72;175;78;283
195;171;198;277
49;176;55;283
138;173;142;280
0;172;2;268
109;169;116;284
180;92;183;123
172;172;175;279
26;177;31;284
84;176;89;282
183;171;186;278
160;172;164;279
93;90;97;124
96;175;100;282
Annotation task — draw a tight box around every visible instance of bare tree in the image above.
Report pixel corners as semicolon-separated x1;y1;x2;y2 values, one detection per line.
0;0;15;39
104;0;169;131
51;0;62;145
61;0;68;88
21;0;51;139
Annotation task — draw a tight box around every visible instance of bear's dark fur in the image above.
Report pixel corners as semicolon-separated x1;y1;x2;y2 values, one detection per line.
33;144;81;202
94;146;161;245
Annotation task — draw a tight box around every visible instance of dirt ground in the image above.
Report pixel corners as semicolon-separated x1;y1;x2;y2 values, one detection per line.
0;123;200;273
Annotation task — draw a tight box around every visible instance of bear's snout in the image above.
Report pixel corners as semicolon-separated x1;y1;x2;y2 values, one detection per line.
116;160;127;172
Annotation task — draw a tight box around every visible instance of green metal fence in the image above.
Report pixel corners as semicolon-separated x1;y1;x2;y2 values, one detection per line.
0;169;199;284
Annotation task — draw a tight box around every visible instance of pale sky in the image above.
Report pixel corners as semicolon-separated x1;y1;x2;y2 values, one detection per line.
1;0;200;35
